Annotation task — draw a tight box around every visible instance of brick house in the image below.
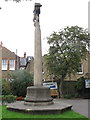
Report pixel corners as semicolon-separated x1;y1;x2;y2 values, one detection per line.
26;53;90;82
2;46;20;80
25;53;90;97
64;53;90;81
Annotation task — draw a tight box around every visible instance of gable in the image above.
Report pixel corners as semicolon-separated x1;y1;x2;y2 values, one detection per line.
2;47;16;58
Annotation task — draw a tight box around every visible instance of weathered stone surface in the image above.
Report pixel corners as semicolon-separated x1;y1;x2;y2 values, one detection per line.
24;86;53;106
34;21;42;86
0;45;2;80
7;99;72;114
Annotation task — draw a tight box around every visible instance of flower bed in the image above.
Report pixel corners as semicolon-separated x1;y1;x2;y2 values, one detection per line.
2;95;24;104
16;96;24;101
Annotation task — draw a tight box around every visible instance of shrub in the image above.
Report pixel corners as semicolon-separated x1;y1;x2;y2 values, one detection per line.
75;76;90;98
10;70;33;97
2;95;17;103
75;77;85;92
63;94;72;99
74;93;81;98
5;95;16;103
2;79;12;95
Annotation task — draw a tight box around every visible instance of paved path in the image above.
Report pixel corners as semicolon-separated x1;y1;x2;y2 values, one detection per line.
59;99;89;118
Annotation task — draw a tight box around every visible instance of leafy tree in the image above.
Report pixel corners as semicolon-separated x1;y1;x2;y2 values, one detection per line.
45;26;88;97
10;70;33;97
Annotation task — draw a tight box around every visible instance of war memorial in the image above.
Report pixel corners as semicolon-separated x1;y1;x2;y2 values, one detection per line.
6;3;72;114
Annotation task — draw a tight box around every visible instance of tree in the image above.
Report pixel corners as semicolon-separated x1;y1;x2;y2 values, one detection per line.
45;26;88;97
9;70;33;97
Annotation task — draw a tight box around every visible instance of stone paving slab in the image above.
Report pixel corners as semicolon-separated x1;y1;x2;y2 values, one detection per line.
6;99;72;114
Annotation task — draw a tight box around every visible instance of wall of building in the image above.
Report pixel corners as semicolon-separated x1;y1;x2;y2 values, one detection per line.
26;54;90;82
2;46;20;80
64;55;89;81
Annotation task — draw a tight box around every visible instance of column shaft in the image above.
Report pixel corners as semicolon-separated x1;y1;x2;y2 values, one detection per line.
34;21;42;86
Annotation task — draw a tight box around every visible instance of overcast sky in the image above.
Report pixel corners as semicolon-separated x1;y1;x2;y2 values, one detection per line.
0;0;89;57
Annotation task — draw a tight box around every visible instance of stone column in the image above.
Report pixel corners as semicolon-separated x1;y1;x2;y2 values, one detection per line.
34;21;42;86
0;43;2;80
88;1;90;78
24;3;53;106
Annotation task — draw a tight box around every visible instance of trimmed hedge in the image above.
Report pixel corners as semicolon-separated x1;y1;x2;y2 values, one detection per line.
2;95;17;103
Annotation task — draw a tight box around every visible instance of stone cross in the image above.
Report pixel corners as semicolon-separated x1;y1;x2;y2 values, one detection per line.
33;3;42;86
88;1;90;79
24;3;53;105
0;43;2;80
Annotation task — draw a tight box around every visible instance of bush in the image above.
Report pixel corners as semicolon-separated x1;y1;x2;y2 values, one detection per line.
10;70;33;97
63;94;72;99
75;76;90;98
83;93;90;99
75;77;85;92
2;95;17;103
5;95;16;103
2;79;12;95
74;93;81;98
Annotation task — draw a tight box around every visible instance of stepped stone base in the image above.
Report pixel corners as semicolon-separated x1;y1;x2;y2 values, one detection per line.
24;86;53;106
6;86;72;114
7;100;72;114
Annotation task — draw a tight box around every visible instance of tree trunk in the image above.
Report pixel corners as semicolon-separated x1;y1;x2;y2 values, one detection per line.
59;74;67;98
59;79;63;97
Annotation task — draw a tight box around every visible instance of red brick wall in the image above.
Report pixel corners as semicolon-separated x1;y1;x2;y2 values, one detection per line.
2;46;20;79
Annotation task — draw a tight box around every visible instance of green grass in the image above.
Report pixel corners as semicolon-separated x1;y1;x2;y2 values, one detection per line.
1;105;89;119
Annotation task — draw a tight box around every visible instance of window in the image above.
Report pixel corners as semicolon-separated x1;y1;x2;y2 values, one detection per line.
77;63;83;74
9;60;15;70
2;59;8;70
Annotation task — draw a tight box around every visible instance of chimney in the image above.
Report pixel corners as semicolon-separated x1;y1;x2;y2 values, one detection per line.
24;52;26;58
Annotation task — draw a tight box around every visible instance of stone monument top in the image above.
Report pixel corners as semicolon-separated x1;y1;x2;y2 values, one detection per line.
33;3;42;23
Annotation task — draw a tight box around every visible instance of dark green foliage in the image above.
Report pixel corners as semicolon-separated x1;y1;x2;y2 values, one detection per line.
62;81;76;96
62;78;90;99
10;70;33;97
2;79;12;95
46;26;88;77
45;26;88;97
76;76;85;92
63;94;72;99
2;95;17;103
74;93;81;98
75;76;90;98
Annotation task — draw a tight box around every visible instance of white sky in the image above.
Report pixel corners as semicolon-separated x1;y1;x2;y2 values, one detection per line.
0;0;89;57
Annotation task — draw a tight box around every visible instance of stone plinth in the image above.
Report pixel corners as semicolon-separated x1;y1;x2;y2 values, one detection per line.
7;99;72;114
24;86;53;106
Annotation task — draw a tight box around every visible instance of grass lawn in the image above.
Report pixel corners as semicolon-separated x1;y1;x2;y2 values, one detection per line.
1;105;89;120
